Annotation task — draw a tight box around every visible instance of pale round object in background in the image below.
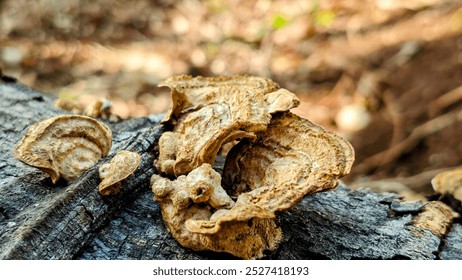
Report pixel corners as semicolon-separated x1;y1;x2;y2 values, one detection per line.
335;104;371;132
1;46;24;66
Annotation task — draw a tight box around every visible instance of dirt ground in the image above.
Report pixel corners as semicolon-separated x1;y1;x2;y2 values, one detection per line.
1;0;461;200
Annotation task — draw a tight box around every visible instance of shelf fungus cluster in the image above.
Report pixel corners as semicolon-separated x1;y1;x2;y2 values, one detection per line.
151;75;355;259
14;114;142;196
14;115;112;183
155;75;300;176
54;98;119;121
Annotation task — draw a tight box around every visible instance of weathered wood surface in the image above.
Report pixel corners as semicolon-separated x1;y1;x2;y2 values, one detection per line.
1;79;461;260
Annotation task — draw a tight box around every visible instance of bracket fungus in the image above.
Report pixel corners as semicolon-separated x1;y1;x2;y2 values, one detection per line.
14;115;112;183
151;163;281;259
151;75;355;259
155;75;300;176
55;97;119;121
222;111;355;205
98;150;141;196
432;167;462;202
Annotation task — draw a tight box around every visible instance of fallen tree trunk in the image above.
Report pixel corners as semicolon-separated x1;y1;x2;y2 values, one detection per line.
0;79;461;260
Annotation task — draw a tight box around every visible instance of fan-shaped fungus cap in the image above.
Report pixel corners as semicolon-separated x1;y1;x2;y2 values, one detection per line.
432;167;462;201
14;115;112;183
151;75;354;259
156;75;300;176
151;112;354;259
98;150;141;196
187;111;354;235
159;75;298;123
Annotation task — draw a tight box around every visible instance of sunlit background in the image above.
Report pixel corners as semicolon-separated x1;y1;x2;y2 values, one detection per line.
1;0;462;199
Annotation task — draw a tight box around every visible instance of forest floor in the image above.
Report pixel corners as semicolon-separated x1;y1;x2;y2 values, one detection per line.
1;0;462;200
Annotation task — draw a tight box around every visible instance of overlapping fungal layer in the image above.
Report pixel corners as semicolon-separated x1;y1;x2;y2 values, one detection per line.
155;75;300;176
151;164;282;260
187;112;354;235
151;75;354;259
14;115;112;183
99;150;141;196
223;112;355;208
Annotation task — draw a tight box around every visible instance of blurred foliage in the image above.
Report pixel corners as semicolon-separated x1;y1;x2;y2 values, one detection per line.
272;14;289;30
310;2;336;27
313;9;336;27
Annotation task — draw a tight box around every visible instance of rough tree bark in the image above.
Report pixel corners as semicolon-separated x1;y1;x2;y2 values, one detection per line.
0;79;461;260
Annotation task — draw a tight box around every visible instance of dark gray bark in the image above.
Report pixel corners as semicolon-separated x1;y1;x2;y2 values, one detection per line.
1;80;461;260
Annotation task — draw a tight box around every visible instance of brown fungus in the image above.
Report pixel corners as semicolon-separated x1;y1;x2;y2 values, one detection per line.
54;99;82;114
432;167;462;202
155;75;300;176
14;115;112;183
55;97;119;121
151;163;281;259
98;150;141;196
151;112;354;259
151;75;354;259
187;111;354;235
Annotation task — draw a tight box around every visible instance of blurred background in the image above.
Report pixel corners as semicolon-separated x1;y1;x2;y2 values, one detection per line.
1;0;462;200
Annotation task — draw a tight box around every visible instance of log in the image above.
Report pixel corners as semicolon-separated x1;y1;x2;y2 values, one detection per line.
0;79;461;260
